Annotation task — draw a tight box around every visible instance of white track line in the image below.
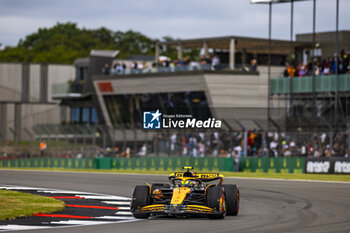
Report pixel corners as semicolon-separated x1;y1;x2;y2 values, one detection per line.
49;219;139;225
0;186;49;190
38;190;94;194
115;211;133;216
95;216;135;220
0;220;139;232
77;195;131;201
116;207;131;210
0;225;50;231
0;185;141;232
103;201;130;205
48;220;116;225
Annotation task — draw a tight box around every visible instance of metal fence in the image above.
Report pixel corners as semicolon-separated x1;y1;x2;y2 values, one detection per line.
1;123;349;159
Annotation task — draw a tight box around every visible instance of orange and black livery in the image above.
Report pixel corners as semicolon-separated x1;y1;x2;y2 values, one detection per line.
131;166;239;219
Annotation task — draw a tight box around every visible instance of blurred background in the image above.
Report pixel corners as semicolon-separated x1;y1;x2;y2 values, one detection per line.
0;0;350;174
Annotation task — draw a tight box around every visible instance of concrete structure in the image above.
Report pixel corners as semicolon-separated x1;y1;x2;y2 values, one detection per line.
0;34;314;144
52;36;307;143
296;30;350;59
92;66;285;139
0;63;74;141
156;35;312;67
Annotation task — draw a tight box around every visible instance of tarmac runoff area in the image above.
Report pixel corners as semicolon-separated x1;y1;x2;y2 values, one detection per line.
0;170;350;233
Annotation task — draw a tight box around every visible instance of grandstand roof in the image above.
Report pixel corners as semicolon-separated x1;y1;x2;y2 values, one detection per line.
158;35;312;54
90;50;119;58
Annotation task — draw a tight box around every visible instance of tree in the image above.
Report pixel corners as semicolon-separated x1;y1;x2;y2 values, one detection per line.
113;30;156;58
0;22;196;64
0;22;158;64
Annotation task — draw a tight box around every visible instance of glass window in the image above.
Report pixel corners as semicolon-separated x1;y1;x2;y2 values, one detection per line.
91;108;98;124
71;108;80;123
82;108;90;123
103;91;212;129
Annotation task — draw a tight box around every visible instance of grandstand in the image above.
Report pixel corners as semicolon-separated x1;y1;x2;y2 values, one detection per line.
51;36;312;139
0;30;349;158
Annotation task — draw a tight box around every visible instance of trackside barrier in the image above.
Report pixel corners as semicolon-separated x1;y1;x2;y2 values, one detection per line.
305;157;350;174
0;158;97;169
0;157;306;173
106;157;233;171
0;157;233;171
239;157;305;173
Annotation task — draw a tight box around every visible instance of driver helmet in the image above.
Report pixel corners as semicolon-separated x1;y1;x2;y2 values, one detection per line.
182;179;197;188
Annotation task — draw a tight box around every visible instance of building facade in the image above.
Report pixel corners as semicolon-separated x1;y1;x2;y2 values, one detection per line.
0;63;74;141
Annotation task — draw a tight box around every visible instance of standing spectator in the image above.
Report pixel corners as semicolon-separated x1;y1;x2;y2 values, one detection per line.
211;55;220;70
200;55;207;65
314;61;321;76
341;51;349;73
251;58;257;72
102;63;110;75
325;145;332;157
330;57;336;74
307;60;313;76
137;62;144;70
322;59;330;75
269;140;278;157
131;61;138;70
170;133;177;153
114;62;124;74
198;142;205;157
287;65;296;78
122;63;127;73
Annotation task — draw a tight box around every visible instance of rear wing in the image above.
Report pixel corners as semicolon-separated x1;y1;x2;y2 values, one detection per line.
169;172;224;182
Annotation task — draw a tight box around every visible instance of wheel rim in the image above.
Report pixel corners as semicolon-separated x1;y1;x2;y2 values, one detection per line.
236;189;239;213
221;193;226;216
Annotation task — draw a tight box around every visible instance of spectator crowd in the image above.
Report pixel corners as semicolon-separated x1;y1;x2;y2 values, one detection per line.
2;129;349;159
101;54;224;75
284;49;350;78
149;129;350;159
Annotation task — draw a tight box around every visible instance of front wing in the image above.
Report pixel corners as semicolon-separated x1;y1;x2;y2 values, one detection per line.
133;204;219;216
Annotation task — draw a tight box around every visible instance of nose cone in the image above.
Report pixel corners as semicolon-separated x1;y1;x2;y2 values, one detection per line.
170;187;191;205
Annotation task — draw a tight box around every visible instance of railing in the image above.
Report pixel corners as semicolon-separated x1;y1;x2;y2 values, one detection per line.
51;81;84;98
270;74;350;94
52;83;70;96
111;64;214;75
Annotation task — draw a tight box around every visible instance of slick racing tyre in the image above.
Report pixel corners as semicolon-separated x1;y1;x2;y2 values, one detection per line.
131;185;150;219
223;184;239;216
206;186;226;219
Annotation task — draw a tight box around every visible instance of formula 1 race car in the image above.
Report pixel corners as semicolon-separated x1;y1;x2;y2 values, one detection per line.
131;167;239;219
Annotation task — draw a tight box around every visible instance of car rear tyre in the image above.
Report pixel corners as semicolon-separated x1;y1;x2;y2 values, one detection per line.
131;185;150;219
206;186;226;219
223;184;239;216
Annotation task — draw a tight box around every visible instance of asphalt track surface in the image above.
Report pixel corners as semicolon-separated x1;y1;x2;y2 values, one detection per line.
1;170;350;233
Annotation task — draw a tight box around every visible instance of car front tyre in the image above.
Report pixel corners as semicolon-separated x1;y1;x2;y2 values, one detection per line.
131;185;150;219
207;186;226;219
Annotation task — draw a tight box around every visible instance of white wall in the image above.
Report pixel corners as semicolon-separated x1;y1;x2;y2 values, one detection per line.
0;62;74;141
257;65;285;79
204;74;268;108
0;63;22;102
29;64;40;101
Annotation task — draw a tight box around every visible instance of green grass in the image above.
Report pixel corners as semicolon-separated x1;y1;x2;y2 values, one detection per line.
220;171;350;182
0;189;65;220
1;167;350;182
